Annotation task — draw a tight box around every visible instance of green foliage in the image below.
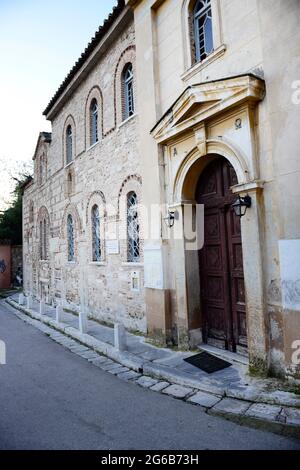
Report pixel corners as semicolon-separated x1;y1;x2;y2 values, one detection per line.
0;174;31;245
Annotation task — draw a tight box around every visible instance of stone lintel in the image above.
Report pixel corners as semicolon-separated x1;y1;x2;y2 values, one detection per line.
231;180;264;195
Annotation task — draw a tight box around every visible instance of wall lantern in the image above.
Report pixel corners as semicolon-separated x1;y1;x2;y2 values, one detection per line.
232;195;252;218
163;210;176;228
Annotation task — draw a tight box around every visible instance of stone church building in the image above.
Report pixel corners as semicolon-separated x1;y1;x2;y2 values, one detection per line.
23;0;300;381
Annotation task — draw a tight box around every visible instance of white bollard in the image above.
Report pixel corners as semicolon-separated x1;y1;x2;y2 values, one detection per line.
18;293;24;306
114;323;127;351
0;340;6;365
79;310;88;334
55;304;63;323
39;300;45;315
26;295;33;309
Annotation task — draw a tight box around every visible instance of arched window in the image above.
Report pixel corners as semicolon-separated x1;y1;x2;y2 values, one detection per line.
39;220;43;260
66;125;73;164
90;98;98;146
67;172;73;196
67;214;75;261
39;217;48;260
29;202;34;224
127;192;140;262
43;218;47;259
39;154;47;185
91;205;101;262
193;0;213;62
39;157;44;185
123;64;134;121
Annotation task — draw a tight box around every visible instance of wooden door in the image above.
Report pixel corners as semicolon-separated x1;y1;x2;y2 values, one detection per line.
196;158;247;353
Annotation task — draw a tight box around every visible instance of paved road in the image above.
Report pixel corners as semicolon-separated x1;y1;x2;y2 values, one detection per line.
0;300;299;450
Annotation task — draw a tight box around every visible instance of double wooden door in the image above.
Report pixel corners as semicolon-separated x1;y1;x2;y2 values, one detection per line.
196;158;247;353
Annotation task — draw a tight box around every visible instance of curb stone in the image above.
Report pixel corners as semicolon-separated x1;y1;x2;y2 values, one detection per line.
150;381;170;392
163;384;195;399
135;376;159;388
117;371;141;381
108;366;130;375
188;391;222;408
4;297;300;441
245;403;282;422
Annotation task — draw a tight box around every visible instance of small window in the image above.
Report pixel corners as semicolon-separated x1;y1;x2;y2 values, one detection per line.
39;157;44;185
29;202;34;224
67;214;75;261
39;220;43;260
123;64;134;121
127;191;140;262
39;217;48;260
92;205;101;262
67;172;73;196
193;0;213;63
66;125;73;164
39;154;47;185
43;219;47;260
90;98;99;146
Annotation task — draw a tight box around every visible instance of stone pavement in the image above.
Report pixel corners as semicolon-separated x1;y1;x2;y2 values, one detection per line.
5;294;300;439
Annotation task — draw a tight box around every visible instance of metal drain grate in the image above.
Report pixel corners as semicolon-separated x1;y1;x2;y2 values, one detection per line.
184;351;232;374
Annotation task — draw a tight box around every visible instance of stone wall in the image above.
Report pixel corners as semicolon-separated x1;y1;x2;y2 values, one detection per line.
0;243;11;289
23;17;146;333
11;245;22;284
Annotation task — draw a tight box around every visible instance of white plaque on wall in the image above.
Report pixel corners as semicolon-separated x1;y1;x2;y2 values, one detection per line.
131;271;140;292
107;240;119;255
144;246;164;290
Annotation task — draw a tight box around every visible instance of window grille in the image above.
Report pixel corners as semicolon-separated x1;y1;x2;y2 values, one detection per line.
90;99;98;145
39;217;47;260
127;192;140;262
193;0;213;62
67;214;75;261
92;205;101;262
66;125;73;164
43;218;47;260
39;220;43;260
123;64;134;120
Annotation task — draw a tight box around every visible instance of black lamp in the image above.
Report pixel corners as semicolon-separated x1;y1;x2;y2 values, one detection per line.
232;195;252;217
163;210;175;228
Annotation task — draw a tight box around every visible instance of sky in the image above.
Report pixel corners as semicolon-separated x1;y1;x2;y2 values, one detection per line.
0;0;117;209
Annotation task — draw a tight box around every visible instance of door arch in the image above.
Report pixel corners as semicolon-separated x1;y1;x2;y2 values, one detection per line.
196;157;247;353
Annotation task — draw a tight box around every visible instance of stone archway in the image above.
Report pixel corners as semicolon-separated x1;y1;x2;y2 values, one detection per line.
171;145;268;369
174;139;250;203
196;156;247;354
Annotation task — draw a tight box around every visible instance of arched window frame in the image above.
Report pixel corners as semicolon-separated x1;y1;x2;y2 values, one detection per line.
123;63;134;121
127;191;140;263
67;214;75;262
91;205;101;262
90;98;99;146
66;125;73;164
182;0;224;74
193;0;214;63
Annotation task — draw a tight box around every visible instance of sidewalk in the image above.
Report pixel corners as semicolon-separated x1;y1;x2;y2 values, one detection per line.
5;294;300;440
